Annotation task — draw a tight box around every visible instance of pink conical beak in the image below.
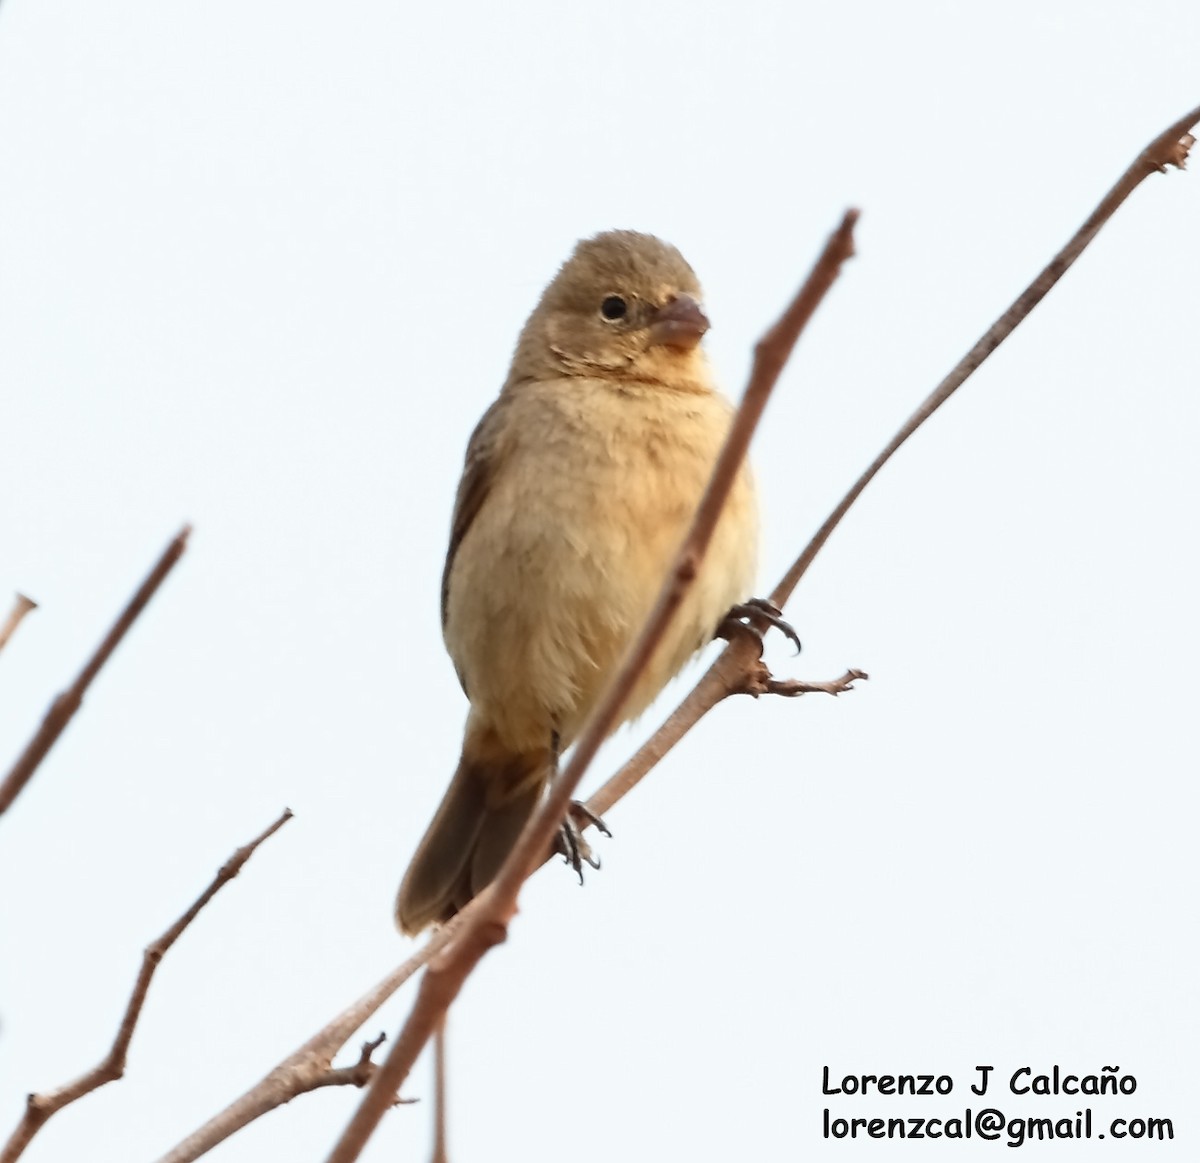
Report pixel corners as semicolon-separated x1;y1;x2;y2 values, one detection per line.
648;293;709;351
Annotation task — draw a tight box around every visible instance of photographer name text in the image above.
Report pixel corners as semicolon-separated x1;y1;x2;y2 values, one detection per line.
821;1065;1174;1147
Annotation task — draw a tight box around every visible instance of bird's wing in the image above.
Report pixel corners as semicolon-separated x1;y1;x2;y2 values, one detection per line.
440;398;506;633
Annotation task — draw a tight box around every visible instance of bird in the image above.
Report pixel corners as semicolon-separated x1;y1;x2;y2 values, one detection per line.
395;230;760;934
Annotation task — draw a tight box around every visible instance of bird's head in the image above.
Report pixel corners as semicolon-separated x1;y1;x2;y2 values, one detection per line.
508;230;712;393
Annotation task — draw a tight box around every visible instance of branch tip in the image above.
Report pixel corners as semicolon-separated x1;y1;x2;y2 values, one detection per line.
0;593;39;657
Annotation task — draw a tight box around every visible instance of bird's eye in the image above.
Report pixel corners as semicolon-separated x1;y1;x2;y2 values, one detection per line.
600;295;627;321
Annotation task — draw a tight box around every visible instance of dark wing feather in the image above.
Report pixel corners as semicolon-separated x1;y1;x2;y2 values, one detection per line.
440;399;506;634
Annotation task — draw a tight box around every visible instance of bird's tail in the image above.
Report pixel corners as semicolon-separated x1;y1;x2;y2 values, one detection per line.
395;739;549;935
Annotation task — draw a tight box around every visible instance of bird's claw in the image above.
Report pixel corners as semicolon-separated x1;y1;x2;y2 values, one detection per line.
555;801;611;883
556;823;599;883
569;799;612;838
718;597;802;655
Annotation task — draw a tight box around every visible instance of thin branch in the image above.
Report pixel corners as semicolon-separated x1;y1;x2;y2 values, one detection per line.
0;808;293;1163
430;1018;448;1163
0;525;191;818
305;1035;390;1096
323;210;860;1163
0;593;37;657
769;109;1200;611
757;667;868;699
496;209;859;912
155;923;465;1163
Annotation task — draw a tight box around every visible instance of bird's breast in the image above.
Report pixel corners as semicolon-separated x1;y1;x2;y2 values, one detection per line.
445;376;757;752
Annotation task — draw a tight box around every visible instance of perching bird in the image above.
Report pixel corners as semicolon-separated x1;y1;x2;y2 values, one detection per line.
395;230;759;934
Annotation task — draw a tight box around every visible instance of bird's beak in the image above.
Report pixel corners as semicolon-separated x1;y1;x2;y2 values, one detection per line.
647;293;710;351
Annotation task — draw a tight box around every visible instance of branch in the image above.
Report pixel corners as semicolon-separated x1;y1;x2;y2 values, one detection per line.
769;110;1199;612
155;925;465;1163
0;809;293;1163
304;1035;393;1097
0;593;37;657
0;525;191;818
323;210;860;1163
430;1019;448;1163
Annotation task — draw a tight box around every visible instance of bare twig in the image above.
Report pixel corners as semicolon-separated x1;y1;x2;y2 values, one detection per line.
756;667;869;699
0;526;191;818
769;107;1200;612
155;925;465;1163
430;1018;448;1163
0;808;292;1163
0;593;37;657
323;210;860;1163
494;210;859;911
305;1035;390;1096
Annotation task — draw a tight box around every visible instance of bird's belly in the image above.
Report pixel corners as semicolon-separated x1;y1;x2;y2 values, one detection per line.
445;390;756;754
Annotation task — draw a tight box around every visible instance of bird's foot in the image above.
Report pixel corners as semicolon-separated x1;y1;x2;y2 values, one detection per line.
570;799;611;839
555;801;612;884
717;597;802;655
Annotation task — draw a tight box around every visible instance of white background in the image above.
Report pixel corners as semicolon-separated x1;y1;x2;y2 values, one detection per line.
1;1;1196;1160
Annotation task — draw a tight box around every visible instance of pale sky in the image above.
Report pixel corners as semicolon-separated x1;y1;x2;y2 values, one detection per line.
1;2;1197;1160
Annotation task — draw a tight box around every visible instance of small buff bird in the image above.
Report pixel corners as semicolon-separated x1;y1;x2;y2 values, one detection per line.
395;230;759;934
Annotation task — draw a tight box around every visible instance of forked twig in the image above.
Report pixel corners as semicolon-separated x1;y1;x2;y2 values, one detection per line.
306;1034;390;1096
0;809;293;1163
154;918;466;1163
0;526;191;818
